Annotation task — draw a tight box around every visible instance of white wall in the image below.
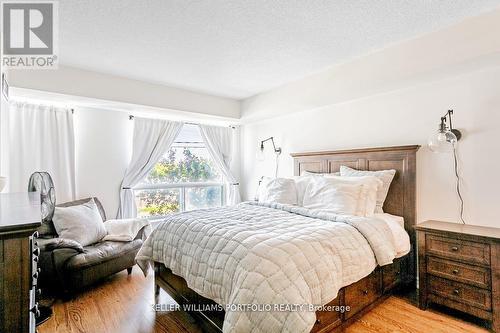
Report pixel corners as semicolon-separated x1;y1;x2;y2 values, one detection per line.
8;66;240;119
241;66;500;228
241;9;500;228
74;107;133;218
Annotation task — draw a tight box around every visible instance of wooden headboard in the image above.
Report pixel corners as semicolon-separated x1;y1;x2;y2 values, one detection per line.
291;145;420;285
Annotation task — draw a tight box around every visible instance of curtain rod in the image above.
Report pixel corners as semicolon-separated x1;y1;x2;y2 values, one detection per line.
128;115;236;129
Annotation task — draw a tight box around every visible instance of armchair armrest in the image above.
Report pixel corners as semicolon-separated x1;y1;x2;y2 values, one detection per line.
38;243;82;294
38;238;84;253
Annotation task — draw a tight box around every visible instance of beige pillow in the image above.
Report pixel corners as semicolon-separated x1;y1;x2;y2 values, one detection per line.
301;170;340;176
302;177;363;215
323;175;382;217
52;198;107;246
294;172;340;206
340;166;396;213
258;177;298;205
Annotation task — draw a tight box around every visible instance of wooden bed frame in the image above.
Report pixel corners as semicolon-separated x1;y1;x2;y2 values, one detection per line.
154;145;420;333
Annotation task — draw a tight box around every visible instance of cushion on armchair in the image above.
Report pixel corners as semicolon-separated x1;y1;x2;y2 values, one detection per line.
52;198;107;246
38;197;107;237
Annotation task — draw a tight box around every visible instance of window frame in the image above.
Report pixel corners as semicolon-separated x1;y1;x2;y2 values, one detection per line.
133;182;225;218
133;124;225;218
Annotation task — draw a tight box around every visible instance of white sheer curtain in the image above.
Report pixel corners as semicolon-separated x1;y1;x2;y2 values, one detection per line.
117;117;183;218
199;125;241;205
6;101;76;201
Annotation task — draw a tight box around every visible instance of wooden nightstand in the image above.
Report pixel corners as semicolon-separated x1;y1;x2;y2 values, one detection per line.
416;220;500;332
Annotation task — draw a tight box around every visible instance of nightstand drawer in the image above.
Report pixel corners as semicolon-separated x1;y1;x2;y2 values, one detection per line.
426;235;490;265
428;276;491;311
427;256;491;289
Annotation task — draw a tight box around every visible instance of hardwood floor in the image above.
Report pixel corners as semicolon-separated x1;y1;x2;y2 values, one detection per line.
39;268;489;333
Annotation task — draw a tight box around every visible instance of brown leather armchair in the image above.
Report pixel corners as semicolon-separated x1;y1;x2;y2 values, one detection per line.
37;198;145;295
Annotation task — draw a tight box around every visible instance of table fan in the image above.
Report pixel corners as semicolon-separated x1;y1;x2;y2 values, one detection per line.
27;172;55;326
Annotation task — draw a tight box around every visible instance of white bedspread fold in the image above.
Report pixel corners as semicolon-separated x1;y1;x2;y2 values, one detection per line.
136;202;397;333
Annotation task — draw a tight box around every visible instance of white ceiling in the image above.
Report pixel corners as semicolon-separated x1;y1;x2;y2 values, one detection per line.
59;0;500;99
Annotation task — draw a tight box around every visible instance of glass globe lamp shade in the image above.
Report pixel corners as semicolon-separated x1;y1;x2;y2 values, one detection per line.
256;146;265;161
428;129;457;153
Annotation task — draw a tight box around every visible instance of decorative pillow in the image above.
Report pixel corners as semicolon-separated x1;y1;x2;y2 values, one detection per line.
302;177;363;215
258;177;298;205
291;175;314;206
293;172;340;206
324;175;382;217
301;170;340;176
340;166;396;213
52;198;107;246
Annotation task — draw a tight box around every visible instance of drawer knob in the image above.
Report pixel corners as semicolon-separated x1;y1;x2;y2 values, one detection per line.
315;319;321;324
451;246;459;252
452;269;459;275
453;289;460;295
362;290;369;295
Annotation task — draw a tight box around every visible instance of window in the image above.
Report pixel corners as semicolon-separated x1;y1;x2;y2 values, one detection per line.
134;124;223;218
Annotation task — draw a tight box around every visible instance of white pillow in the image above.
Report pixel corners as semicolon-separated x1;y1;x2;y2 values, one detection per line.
323;175;382;217
258;177;298;205
52;198;107;246
340;166;396;213
292;171;340;206
296;173;381;216
291;175;314;206
302;177;363;215
301;170;340;176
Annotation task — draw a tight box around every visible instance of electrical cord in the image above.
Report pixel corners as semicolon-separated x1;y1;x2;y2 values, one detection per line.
453;145;466;224
275;153;280;178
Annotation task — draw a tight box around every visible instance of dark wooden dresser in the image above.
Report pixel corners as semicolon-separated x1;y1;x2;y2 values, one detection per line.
416;220;500;332
0;192;42;333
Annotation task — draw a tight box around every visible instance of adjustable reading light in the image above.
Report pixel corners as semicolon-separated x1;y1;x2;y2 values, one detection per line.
428;109;466;224
428;110;462;153
257;137;282;178
256;137;282;161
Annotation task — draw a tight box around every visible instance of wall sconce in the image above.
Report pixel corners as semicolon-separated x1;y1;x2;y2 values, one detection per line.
428;109;466;224
257;137;282;177
256;137;281;161
428;110;462;153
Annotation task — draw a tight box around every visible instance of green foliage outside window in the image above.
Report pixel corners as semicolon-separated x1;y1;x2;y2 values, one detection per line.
136;148;222;217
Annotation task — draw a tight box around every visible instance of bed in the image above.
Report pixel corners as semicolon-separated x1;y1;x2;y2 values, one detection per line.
137;145;420;333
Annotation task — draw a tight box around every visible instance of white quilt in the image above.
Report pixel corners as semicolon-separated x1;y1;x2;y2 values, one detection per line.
136;202;397;333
